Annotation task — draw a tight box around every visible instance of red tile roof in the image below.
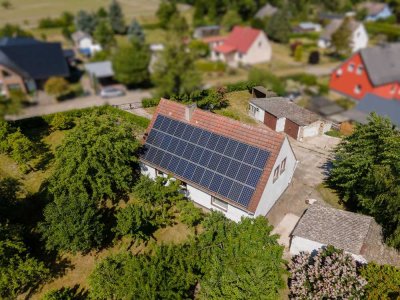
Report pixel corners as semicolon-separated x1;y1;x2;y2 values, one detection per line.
214;26;263;54
143;98;285;213
201;35;227;44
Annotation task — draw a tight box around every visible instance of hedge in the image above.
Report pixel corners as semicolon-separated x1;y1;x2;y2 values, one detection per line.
195;60;226;72
142;97;160;108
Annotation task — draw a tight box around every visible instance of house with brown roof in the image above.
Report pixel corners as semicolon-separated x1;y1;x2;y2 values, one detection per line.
140;99;297;222
359;2;392;21
210;26;272;67
290;204;400;265
249;96;332;141
318;17;368;52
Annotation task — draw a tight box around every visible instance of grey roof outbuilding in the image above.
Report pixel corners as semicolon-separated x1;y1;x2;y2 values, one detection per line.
84;61;114;78
255;3;278;19
292;205;374;255
250;97;321;126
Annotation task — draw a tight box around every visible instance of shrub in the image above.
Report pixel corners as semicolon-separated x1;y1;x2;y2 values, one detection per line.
188;40;209;58
284;73;317;86
325;129;342;138
44;77;70;99
289;246;367;299
41;288;75;300
142;97;160;108
176;200;203;227
218;110;240;121
6;130;36;171
195;60;226;72
49;113;74;131
248;69;286;95
226;81;256;93
336;97;356;110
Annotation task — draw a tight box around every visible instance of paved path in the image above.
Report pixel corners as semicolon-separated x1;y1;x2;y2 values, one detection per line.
6;90;151;121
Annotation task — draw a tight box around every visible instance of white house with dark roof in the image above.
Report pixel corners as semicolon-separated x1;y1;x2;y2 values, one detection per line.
139;99;297;222
359;2;392;21
71;31;102;57
249;96;332;141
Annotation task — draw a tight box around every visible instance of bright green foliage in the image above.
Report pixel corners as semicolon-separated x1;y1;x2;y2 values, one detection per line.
48;111;141;202
0;23;32;38
327;114;400;248
0;177;20;220
0;94;22;120
93;20;115;50
41;287;75;300
294;44;303;62
75;10;97;34
188;40;209;58
39;193;104;253
112;43;150;86
221;10;242;31
167;13;189;36
266;10;291;43
114;203;156;242
360;262;400;300
331;17;352;55
0;120;12;152
133;176;185;226
49;113;74;131
6;130;36;167
176;200;204;227
0;223;49;299
127;19;145;45
156;0;178;29
109;0;126;34
89;245;197;299
248;68;286;95
44;77;69;98
152;37;202;98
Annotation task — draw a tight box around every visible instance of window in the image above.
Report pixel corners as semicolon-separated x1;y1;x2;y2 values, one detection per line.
356;65;363;75
7;83;21;91
1;70;12;77
347;63;355;72
211;196;228;211
336;68;343;77
273;166;280;182
354;84;362;94
391;85;396;95
258;41;262;47
249;104;258;116
280;158;286;175
238;53;243;59
156;169;165;177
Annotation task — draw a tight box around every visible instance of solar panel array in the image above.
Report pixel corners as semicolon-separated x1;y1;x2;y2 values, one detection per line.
142;115;270;207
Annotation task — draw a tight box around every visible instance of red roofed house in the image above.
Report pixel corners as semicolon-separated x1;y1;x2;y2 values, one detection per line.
140;99;297;222
329;43;400;101
210;26;272;67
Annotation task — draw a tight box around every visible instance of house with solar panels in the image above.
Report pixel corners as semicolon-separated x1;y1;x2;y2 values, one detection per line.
140;99;297;222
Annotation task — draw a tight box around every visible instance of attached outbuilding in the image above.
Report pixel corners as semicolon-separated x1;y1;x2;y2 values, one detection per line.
249;97;332;141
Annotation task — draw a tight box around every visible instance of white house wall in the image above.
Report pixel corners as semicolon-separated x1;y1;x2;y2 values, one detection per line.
290;236;367;263
351;25;368;52
78;37;93;49
140;163;157;179
241;32;272;65
276;117;286;132
249;103;265;122
254;137;297;217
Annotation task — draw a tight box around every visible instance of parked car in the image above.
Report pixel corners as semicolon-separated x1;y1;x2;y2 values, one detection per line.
100;87;125;98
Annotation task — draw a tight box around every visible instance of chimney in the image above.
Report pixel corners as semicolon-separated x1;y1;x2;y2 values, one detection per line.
185;103;196;121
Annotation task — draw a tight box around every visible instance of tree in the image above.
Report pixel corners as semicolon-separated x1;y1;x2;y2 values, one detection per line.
96;7;108;19
93;20;115;50
221;10;242;31
0;177;20;220
41;288;76;300
156;0;178;29
248;68;286;95
44;77;69;98
294;44;303;62
39;193;104;253
188;40;209;58
127;19;145;45
167;13;189;36
331;17;352;55
198;215;286;299
6;130;36;170
327;114;400;248
360;262;400;300
289;246;367;299
0;119;13;152
48;111;141;202
0;223;49;299
0;23;32;38
112;43;150;86
49;113;74;131
152;37;202;98
1;0;11;9
266;10;291;43
108;0;126;34
75;10;97;34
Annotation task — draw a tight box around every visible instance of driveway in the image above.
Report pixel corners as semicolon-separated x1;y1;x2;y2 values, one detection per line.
6;90;151;121
266;135;341;228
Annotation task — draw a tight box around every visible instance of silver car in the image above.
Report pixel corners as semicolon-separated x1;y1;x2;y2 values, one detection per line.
100;87;125;98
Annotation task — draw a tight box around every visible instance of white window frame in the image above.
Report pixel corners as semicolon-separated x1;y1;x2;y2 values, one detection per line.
280;158;286;175
211;196;228;211
273;166;280;183
336;68;343;77
347;63;355;72
155;169;166;177
356;65;363;75
249;104;259;116
354;84;362;94
391;85;396;95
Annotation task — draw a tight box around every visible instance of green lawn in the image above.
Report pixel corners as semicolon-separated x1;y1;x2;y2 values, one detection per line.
316;183;343;209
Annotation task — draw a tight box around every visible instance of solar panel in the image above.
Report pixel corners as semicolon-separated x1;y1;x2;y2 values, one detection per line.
142;115;271;208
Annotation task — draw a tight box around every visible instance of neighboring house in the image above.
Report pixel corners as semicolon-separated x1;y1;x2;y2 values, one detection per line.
140;99;297;222
318;18;368;52
290;204;400;265
341;93;400;127
201;35;226;50
249;96;332;141
193;25;220;39
359;2;392;21
329;43;400;100
0;37;69;97
293;22;322;33
254;3;278;19
71;31;102;57
211;26;272;67
84;61;114;92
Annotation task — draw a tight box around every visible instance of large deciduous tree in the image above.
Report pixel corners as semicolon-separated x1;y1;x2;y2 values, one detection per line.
75;10;97;34
93;20;116;50
156;0;178;29
112;43;150;86
127;19;145;45
331;17;352;55
48;111;141;203
327;114;400;249
109;0;126;34
266;10;291;43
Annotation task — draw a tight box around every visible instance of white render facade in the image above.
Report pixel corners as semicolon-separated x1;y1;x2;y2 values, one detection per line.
140;136;296;222
318;24;368;53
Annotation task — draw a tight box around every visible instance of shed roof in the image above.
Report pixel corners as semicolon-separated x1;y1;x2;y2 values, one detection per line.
308;96;345;116
141;99;286;213
292;205;374;255
84;61;114;78
251;97;321;126
0;37;69;79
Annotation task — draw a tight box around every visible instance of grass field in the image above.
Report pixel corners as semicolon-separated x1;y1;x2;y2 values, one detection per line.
0;0;161;27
